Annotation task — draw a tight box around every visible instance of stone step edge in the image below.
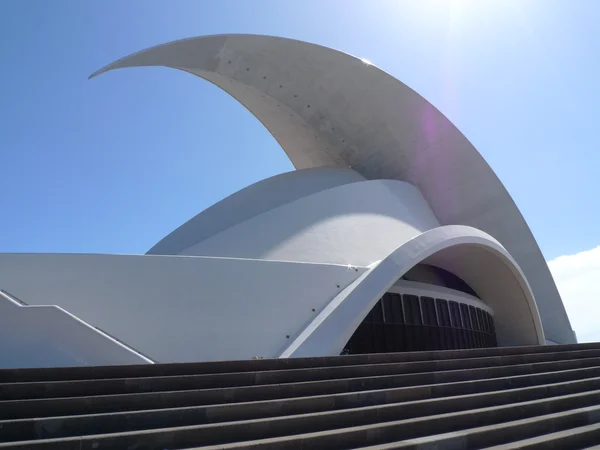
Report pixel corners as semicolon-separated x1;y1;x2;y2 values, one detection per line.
5;370;600;440
3;348;600;393
356;407;600;449
188;403;600;450
483;421;600;449
3;382;600;449
5;362;600;421
3;355;600;405
3;343;599;383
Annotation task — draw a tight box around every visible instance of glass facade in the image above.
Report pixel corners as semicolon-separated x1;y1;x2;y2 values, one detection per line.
344;292;497;354
402;264;480;298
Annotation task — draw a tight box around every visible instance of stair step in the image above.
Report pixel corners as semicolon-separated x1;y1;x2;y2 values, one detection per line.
482;421;600;449
2;342;599;383
4;373;600;442
2;384;600;449
1;345;599;449
346;405;600;449
191;402;600;450
3;363;600;421
3;350;600;401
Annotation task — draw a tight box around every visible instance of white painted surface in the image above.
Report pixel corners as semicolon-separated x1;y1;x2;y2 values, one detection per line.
0;35;569;367
181;178;440;266
0;254;364;363
0;292;151;368
281;225;544;358
0;225;542;366
91;34;574;344
149;167;365;255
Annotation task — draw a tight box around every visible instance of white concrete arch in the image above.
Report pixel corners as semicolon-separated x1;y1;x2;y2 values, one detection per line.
280;225;545;358
90;34;573;344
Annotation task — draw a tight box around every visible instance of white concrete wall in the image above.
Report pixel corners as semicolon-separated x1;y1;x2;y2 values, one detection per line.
182;179;441;266
0;254;365;364
149;167;365;255
0;293;151;368
0;226;543;366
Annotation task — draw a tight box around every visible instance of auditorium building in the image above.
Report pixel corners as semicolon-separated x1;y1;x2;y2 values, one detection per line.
0;34;576;368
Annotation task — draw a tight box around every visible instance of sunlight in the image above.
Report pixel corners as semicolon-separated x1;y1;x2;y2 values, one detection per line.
407;0;533;25
395;0;537;49
416;0;467;13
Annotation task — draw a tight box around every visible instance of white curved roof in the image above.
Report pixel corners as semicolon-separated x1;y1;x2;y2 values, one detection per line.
175;176;441;266
91;34;574;344
149;167;365;255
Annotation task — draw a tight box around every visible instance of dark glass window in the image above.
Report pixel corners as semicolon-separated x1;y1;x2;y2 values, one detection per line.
344;294;498;355
403;295;422;325
372;301;384;323
469;306;480;331
460;304;472;329
421;297;437;326
436;299;451;327
477;309;487;333
382;293;394;324
487;313;495;333
449;301;462;328
487;312;496;336
390;293;404;324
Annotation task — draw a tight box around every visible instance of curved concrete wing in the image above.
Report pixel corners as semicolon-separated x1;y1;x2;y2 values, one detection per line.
91;34;574;344
178;178;440;265
281;225;545;358
149;167;366;256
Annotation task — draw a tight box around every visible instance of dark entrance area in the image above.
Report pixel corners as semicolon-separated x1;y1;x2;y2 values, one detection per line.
343;292;497;354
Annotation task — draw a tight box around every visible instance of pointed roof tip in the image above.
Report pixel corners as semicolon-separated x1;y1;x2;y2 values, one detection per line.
89;58;129;80
88;65;111;80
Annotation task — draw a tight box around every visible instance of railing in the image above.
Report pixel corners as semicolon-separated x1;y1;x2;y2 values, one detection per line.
93;325;155;363
0;289;28;306
0;288;155;364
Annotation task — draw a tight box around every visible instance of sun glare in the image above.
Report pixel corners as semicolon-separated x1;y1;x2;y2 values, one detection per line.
395;0;533;42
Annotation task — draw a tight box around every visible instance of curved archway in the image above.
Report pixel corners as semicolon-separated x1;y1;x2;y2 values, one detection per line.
280;225;545;358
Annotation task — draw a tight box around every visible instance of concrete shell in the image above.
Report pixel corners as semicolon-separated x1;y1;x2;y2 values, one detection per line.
91;34;574;344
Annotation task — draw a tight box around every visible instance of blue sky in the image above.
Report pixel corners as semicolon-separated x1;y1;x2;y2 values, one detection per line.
1;1;599;337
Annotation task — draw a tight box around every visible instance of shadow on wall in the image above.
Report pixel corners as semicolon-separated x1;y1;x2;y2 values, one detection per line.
280;225;544;359
423;244;542;347
0;292;151;369
148;167;367;255
180;179;440;266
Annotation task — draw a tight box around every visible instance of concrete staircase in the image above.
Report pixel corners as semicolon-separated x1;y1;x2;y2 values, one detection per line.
2;344;600;449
